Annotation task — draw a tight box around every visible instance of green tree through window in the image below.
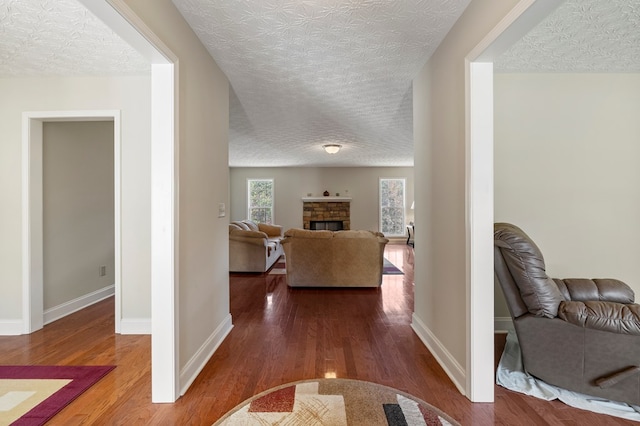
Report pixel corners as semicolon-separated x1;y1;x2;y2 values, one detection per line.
248;179;274;224
380;178;405;236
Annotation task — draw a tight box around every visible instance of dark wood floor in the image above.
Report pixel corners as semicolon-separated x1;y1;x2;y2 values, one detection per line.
0;244;634;425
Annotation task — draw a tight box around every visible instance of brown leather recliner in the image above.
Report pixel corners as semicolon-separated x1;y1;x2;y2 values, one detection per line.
494;222;640;406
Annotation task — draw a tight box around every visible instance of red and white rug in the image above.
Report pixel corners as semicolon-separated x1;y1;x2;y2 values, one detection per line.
214;378;458;425
0;365;115;426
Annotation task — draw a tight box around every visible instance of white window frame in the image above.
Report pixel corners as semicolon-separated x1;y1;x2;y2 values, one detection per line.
247;178;274;224
379;178;406;237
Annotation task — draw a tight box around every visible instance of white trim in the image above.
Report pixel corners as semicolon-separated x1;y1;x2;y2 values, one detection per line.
84;0;180;403
463;0;562;402
465;61;495;402
0;321;24;336
411;314;466;395
21;110;121;336
247;178;275;224
494;317;514;334
179;315;233;396
379;177;407;237
44;285;115;325
22;116;43;334
151;62;179;403
120;318;152;335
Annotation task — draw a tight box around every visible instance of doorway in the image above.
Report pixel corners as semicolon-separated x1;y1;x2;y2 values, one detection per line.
22;111;122;333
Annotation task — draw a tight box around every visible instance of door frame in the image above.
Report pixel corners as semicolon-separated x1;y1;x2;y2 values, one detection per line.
464;0;561;401
22;111;121;333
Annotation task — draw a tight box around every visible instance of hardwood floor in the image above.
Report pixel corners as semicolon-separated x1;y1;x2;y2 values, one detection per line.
0;243;635;425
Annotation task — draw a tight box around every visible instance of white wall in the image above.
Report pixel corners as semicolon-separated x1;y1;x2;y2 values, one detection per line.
43;121;114;310
230;167;414;234
412;0;519;393
0;75;151;329
494;73;640;316
123;0;231;385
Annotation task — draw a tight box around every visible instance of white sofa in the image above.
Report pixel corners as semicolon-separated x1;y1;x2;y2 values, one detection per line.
229;220;284;272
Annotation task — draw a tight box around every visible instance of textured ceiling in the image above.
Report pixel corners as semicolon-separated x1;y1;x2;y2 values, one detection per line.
0;0;149;77
4;0;639;167
172;0;471;167
495;0;640;73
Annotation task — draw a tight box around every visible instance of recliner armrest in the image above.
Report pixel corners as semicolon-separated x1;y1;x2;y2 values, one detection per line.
554;278;635;303
558;300;640;335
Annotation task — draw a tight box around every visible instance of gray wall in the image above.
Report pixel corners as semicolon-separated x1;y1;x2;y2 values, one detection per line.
413;0;520;392
494;73;640;317
230;167;414;235
0;75;151;330
43;121;114;309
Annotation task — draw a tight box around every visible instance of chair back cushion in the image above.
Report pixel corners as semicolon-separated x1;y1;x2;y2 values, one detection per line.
494;223;564;318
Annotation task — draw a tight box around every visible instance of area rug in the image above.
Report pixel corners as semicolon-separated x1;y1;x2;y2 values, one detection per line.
268;256;287;275
0;365;115;426
382;258;403;275
213;378;459;425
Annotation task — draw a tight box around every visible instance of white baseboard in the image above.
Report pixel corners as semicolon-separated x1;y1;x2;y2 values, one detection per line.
0;320;24;336
44;285;115;325
180;314;233;396
120;318;151;335
494;317;514;334
411;313;466;396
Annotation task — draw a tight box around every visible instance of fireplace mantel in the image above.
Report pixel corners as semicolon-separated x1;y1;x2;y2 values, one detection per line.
301;197;352;202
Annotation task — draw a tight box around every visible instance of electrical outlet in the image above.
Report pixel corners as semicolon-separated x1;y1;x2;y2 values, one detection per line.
99;265;106;277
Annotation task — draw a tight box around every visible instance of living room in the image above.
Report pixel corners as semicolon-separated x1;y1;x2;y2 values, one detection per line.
229;167;415;233
1;0;639;423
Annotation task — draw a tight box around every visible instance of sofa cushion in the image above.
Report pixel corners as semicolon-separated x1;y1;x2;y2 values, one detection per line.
230;229;268;239
233;221;251;230
242;220;260;231
229;223;242;232
284;228;332;239
333;230;382;239
258;223;283;237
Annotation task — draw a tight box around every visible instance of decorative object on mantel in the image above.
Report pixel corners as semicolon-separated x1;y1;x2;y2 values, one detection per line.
336;193;340;196
323;190;330;196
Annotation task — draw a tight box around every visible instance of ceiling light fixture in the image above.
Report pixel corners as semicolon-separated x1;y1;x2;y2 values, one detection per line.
323;144;342;154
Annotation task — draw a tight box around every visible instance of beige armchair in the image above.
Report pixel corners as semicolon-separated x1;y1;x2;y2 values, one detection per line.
229;220;284;272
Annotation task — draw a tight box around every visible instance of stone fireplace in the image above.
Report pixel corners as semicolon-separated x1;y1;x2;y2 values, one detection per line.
302;197;351;230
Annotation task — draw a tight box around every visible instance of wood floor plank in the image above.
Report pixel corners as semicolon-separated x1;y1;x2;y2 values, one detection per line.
0;243;635;424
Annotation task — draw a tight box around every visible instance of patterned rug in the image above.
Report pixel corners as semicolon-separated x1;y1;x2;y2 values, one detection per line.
0;365;115;426
213;379;459;425
268;256;287;275
268;257;404;276
382;258;403;275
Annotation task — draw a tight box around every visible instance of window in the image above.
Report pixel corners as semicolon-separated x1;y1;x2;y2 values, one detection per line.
380;178;406;236
247;179;274;224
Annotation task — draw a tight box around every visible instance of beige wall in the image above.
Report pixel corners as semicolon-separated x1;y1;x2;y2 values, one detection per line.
230;167;414;235
0;75;151;325
123;0;230;372
413;0;519;383
43;121;114;309
494;73;640;317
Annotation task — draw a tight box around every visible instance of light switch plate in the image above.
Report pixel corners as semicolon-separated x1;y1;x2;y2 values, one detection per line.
218;203;226;218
